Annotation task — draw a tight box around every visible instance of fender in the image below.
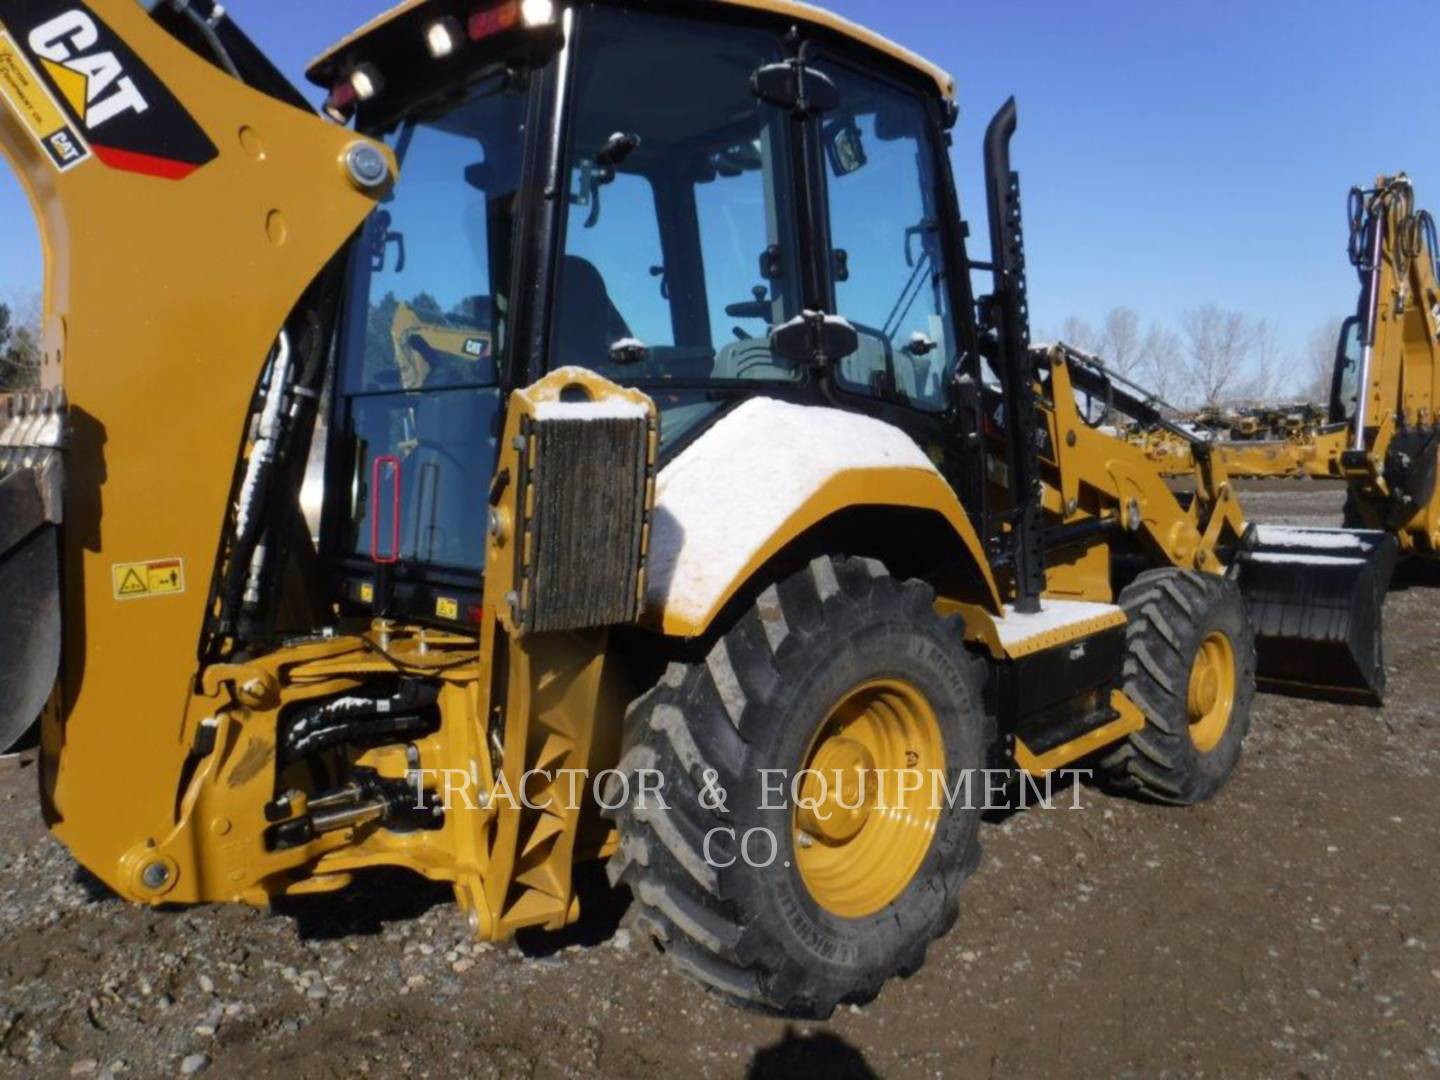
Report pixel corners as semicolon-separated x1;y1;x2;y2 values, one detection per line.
644;397;1002;637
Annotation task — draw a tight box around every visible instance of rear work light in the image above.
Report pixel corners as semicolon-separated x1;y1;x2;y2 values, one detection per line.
425;16;464;58
324;63;383;123
349;64;383;101
520;0;556;26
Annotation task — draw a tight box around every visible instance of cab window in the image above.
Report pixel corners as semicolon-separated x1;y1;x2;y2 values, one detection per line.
334;73;522;572
817;63;955;412
1331;316;1363;424
553;8;803;446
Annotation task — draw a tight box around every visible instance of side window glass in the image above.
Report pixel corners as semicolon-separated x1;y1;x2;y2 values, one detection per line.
552;9;802;390
696;150;790;359
562;171;671;353
357;120;504;393
819;66;954;411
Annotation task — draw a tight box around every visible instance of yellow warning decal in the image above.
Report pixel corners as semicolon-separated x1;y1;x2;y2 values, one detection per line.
435;596;459;620
0;31;91;172
112;558;186;601
359;582;375;603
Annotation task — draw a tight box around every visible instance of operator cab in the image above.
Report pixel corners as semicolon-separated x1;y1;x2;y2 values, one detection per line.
316;0;979;627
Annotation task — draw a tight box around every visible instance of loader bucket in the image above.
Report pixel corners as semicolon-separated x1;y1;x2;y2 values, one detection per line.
1234;525;1397;703
0;467;61;752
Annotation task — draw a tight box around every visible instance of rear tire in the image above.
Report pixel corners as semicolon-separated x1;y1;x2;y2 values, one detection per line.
605;556;989;1018
1101;569;1256;804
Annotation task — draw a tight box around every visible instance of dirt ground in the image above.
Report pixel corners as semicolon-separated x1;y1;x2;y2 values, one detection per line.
3;479;1438;1079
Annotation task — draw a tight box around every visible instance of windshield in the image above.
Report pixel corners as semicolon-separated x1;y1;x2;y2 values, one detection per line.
550;8;801;445
335;72;526;572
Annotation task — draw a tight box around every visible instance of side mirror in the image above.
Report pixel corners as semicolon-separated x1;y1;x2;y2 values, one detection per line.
823;117;867;176
770;312;860;367
752;62;839;115
609;338;649;366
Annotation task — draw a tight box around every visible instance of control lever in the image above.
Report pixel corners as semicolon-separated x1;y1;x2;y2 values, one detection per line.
726;286;771;320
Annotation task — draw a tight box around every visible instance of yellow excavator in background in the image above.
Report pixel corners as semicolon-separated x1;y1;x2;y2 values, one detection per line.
0;0;1396;1017
390;300;494;390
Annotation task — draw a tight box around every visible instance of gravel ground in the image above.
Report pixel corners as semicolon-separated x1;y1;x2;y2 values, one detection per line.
3;480;1438;1078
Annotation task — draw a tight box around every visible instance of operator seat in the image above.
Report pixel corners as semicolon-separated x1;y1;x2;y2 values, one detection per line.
553;255;632;367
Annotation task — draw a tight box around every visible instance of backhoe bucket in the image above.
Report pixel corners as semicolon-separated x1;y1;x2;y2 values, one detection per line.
0;470;60;751
0;391;65;752
1234;525;1396;703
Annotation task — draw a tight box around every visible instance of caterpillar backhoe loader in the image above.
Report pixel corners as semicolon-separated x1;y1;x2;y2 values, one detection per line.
0;0;1396;1017
1201;177;1440;493
1324;175;1440;549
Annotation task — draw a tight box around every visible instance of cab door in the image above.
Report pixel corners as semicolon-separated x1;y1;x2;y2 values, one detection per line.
801;54;991;535
809;59;967;422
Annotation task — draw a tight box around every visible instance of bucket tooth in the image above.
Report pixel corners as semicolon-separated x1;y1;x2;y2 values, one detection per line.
1234;525;1396;703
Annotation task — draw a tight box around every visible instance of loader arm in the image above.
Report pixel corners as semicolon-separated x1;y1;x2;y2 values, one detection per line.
0;0;388;809
1048;342;1394;701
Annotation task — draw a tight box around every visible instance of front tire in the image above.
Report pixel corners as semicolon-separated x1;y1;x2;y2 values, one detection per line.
1102;569;1256;804
605;556;989;1018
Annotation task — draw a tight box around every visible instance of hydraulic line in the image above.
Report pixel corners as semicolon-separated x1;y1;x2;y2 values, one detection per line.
1350;188;1389;451
238;331;291;606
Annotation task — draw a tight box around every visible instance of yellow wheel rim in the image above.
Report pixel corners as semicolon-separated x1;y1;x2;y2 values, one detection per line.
793;678;944;919
1186;630;1236;753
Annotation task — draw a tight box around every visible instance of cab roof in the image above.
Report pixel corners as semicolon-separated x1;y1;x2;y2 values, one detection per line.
306;0;956;101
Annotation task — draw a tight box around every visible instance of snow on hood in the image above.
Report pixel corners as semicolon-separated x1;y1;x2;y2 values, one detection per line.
645;398;936;627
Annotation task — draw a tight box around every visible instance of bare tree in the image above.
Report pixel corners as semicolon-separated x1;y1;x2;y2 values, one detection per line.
1305;317;1345;402
1241;319;1282;405
1181;305;1257;408
0;292;41;392
1057;315;1100;353
1139;324;1185;405
1099;306;1144;380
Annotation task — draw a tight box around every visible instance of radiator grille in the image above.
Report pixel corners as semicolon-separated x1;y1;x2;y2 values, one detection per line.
516;413;651;634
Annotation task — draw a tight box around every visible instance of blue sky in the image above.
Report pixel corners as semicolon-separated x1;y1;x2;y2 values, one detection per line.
2;0;1436;361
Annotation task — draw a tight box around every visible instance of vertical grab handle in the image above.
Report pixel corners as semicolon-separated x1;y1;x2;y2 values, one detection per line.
370;454;402;565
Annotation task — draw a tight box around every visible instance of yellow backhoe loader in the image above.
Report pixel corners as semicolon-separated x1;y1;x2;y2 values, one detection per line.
1208;404;1341;482
1326;175;1440;550
0;0;1396;1017
1206;177;1440;493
